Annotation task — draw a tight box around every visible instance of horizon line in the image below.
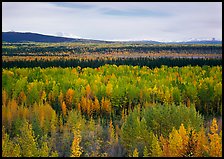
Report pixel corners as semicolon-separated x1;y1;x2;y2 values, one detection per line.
3;30;222;43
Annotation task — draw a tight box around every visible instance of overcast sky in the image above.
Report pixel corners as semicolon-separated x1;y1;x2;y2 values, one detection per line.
2;2;222;42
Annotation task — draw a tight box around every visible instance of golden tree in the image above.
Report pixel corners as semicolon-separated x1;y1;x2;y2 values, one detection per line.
86;84;92;99
106;82;113;97
168;127;183;157
2;89;7;107
132;148;139;157
93;97;100;114
178;123;189;155
61;101;67;116
208;118;222;157
70;124;83;157
65;88;75;110
58;91;64;106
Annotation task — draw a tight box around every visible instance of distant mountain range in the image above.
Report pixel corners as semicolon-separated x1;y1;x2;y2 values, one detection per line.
2;32;222;44
2;32;113;43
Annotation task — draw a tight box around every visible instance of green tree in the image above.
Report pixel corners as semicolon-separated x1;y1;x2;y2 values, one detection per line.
16;120;38;157
2;127;21;157
151;134;162;156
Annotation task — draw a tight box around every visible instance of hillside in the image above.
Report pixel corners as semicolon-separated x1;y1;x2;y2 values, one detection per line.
2;32;112;43
2;31;222;44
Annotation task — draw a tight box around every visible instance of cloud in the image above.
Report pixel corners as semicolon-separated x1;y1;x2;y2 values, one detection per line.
2;2;222;41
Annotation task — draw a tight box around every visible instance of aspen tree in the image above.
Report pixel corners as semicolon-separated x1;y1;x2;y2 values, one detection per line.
71;124;83;157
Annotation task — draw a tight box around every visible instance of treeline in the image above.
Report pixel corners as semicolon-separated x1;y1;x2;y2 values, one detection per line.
2;42;222;56
2;57;222;68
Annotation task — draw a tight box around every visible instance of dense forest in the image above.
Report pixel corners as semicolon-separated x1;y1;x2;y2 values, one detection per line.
2;64;222;157
2;56;222;68
2;42;222;157
2;42;222;56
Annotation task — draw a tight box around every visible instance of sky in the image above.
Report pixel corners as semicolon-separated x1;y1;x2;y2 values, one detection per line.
2;2;222;42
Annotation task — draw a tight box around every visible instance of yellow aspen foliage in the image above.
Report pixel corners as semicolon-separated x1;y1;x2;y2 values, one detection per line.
143;146;149;157
50;151;59;157
17;121;38;157
208;118;222;157
132;148;139;157
61;101;67;116
2;131;21;157
2;89;7;107
19;106;29;120
81;96;87;113
77;103;81;112
178;124;189;155
8;99;18;122
210;118;218;134
151;134;163;157
2;106;7;127
6;107;12;130
58;91;64;106
71;124;83;157
86;99;92;116
101;98;111;114
106;82;113;97
194;127;209;157
71;68;78;75
94;97;100;114
39;141;49;157
86;84;92;99
65;88;75;110
168;128;183;157
187;129;196;155
40;91;46;103
50;110;57;137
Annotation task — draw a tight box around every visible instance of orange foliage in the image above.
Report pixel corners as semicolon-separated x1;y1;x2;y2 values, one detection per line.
65;88;75;110
2;89;7;107
192;127;209;157
86;84;92;99
93;97;100;114
86;99;93;116
101;97;111;114
61;101;67;116
18;91;26;106
80;96;87;113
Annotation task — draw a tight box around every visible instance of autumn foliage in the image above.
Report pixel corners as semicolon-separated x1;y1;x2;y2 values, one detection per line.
2;65;222;157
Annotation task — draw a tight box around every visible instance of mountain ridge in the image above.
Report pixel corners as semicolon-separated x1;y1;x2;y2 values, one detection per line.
2;32;113;43
2;31;222;44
